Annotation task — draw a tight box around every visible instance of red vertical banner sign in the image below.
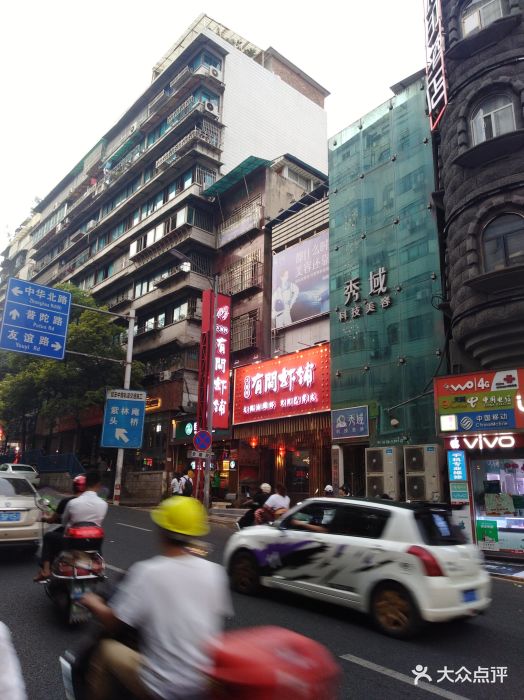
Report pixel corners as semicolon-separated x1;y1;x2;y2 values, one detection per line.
211;293;231;429
197;290;231;431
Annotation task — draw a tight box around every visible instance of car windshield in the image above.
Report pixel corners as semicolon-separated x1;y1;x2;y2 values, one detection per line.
0;478;35;496
416;509;467;545
13;465;35;472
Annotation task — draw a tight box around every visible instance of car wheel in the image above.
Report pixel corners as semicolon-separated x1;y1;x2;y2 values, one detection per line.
370;582;422;639
229;551;260;595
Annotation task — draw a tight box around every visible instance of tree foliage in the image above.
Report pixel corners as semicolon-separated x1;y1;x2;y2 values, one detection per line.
0;284;143;443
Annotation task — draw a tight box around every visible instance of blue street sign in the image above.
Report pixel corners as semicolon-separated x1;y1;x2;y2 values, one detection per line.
0;277;71;360
332;406;369;439
101;389;146;449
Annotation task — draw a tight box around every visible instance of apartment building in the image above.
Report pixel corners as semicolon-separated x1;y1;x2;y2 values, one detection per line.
0;14;328;471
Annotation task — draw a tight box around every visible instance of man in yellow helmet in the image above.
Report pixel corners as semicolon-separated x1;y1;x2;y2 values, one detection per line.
80;497;233;699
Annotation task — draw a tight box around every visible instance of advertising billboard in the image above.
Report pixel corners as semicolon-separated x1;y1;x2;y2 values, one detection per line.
233;345;330;425
272;230;329;329
332;406;369;440
434;369;524;434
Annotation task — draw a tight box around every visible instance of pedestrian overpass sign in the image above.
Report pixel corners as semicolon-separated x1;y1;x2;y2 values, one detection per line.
101;389;146;449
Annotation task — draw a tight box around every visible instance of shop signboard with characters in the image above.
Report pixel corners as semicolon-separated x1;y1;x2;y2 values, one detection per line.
434;369;524;434
232;345;330;425
437;369;524;558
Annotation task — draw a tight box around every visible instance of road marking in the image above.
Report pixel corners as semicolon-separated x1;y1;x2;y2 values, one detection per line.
116;522;152;532
105;563;126;575
340;653;469;700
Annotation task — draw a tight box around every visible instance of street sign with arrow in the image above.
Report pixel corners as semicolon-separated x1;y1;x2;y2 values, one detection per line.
0;277;71;360
100;389;146;449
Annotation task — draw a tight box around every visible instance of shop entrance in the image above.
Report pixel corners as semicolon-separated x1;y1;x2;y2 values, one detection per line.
341;444;366;497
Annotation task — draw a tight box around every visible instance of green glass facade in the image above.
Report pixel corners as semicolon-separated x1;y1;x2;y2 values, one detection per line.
328;78;445;446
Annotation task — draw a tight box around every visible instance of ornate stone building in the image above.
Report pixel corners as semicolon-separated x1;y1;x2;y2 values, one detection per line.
437;0;524;369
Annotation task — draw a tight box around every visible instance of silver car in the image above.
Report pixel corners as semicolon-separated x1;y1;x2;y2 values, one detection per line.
0;463;40;487
0;474;41;548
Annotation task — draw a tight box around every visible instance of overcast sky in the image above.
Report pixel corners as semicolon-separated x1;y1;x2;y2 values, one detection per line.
0;0;425;251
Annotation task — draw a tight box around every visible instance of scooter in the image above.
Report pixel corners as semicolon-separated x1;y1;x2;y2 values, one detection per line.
45;522;106;624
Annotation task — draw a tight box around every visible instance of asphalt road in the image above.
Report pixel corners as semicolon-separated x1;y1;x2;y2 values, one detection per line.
1;504;523;700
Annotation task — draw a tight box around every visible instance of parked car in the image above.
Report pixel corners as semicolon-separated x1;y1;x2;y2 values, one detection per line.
0;474;41;549
224;497;491;638
0;463;40;487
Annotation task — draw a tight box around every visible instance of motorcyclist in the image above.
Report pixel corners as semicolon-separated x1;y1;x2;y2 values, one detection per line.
80;496;233;700
236;483;271;529
33;473;87;583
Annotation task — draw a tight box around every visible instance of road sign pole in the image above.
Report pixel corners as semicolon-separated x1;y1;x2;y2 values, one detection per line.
113;309;136;506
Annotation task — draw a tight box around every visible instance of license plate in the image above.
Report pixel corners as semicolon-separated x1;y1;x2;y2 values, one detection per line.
463;589;477;603
0;512;20;522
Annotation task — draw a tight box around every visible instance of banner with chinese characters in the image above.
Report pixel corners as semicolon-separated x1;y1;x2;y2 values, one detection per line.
272;230;329;329
338;266;392;323
200;290;231;431
434;369;524;434
332;406;369;440
232;345;330;425
425;0;448;130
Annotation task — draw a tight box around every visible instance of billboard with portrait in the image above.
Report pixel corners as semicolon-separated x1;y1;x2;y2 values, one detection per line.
271;229;329;329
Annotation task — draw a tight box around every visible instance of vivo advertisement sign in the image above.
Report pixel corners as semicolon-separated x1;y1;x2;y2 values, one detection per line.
271;230;329;329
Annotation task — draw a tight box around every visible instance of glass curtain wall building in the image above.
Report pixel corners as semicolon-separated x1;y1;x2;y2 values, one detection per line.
328;72;446;493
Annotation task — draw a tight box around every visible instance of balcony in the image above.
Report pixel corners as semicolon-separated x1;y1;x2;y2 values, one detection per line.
131;318;202;354
231;311;260;353
107;292;133;311
219;255;263;297
218;199;263;247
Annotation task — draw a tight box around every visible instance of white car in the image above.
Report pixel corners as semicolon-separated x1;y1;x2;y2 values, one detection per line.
0;463;40;487
224;497;492;638
0;474;42;549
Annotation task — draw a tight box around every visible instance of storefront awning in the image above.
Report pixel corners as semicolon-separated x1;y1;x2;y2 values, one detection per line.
203;156;271;198
234;413;331;440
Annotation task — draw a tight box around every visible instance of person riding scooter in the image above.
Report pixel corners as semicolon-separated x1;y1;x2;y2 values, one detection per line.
34;474;86;583
80;496;233;700
34;471;107;583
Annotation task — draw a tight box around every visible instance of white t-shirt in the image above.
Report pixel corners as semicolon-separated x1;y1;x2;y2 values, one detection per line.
264;494;290;511
0;623;27;700
62;490;108;528
112;554;233;698
171;477;180;494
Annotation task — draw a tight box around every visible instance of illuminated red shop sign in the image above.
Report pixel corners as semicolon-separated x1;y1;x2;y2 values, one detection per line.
425;0;448;131
199;290;231;430
233;345;330;425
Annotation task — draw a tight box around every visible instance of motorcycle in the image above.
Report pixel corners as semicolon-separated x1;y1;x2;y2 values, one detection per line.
45;522;106;624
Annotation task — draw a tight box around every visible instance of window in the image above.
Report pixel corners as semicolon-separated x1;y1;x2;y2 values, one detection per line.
471;94;516;145
483;214;524;271
283;503;338;532
461;0;510;37
287;168;310;191
333;505;390;538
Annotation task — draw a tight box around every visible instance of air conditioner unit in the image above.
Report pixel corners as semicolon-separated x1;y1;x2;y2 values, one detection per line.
210;67;221;80
56;223;63;233
86;219;97;232
159;371;172;382
365;447;403;500
404;445;444;502
129;122;138;135
205;102;217;115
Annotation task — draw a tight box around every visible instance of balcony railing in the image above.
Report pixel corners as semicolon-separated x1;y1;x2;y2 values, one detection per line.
219;253;263;296
218;198;263;247
231;310;260;352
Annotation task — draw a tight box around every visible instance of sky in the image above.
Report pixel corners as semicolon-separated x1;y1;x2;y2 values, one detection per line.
0;0;425;251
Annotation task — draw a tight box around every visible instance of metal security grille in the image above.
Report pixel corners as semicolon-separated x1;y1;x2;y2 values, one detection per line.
219;250;262;295
231;309;259;351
